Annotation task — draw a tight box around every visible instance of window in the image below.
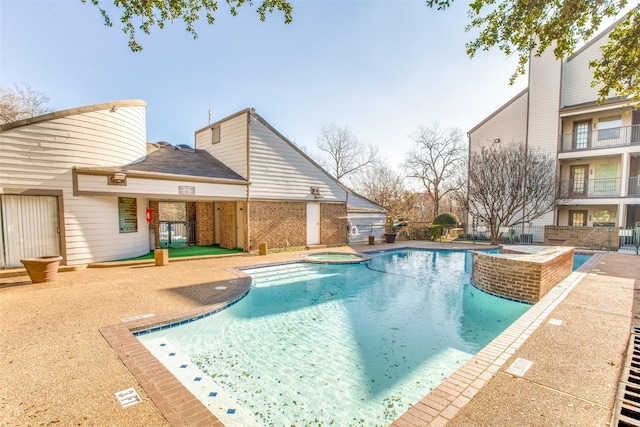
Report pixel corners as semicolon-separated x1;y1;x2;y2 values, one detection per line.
593;209;616;227
569;210;587;227
573;121;591;149
597;116;622;141
211;125;221;144
593;164;618;194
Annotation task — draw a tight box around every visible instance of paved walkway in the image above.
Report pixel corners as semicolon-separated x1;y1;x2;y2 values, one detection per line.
1;242;638;426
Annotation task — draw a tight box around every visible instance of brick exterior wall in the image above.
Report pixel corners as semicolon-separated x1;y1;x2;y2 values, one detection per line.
196;202;214;245
470;247;574;304
321;203;348;245
238;201;247;251
218;201;237;249
544;225;620;250
249;201;307;249
148;201;160;249
186;202;196;223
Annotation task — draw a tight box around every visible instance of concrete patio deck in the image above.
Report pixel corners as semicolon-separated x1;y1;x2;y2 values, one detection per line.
1;242;638;426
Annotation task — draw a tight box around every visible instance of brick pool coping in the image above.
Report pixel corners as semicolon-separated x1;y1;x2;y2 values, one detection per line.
99;272;252;427
98;249;602;427
390;254;600;426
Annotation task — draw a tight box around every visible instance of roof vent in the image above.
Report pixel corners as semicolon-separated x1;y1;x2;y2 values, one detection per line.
156;141;173;149
176;144;195;152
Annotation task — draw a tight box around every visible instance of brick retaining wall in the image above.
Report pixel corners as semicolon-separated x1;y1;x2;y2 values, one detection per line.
471;247;574;304
544;226;619;250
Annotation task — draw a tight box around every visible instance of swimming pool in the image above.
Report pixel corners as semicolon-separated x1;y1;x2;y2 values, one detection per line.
138;249;530;426
573;253;592;270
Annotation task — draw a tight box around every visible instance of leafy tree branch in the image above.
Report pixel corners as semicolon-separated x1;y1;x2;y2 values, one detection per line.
84;0;293;52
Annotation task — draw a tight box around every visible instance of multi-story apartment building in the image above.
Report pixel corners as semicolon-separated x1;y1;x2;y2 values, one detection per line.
468;17;640;232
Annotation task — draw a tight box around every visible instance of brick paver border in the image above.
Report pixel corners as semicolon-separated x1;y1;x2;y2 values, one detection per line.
99;273;251;427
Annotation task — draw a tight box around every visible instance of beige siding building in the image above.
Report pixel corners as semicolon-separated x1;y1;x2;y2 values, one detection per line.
468;17;640;238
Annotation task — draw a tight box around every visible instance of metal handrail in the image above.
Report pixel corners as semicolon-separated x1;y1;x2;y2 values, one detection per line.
557;178;620;198
560;124;640;152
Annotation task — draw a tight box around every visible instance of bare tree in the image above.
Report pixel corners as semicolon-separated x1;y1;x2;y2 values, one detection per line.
316;124;379;183
0;85;52;125
355;161;405;217
467;142;556;244
405;122;466;220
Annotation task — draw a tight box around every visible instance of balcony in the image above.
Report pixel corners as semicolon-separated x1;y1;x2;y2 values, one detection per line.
557;178;620;199
630;176;640;196
560;124;640;152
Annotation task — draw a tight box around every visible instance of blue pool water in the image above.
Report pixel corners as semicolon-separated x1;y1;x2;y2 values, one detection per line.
573;253;592;270
139;249;531;426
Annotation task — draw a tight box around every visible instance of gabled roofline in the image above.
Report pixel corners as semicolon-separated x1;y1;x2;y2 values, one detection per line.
467;89;529;135
247;110;386;212
0;100;147;131
566;11;632;63
194;108;253;134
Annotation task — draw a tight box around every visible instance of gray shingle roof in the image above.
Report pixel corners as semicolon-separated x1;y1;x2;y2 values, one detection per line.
123;145;246;181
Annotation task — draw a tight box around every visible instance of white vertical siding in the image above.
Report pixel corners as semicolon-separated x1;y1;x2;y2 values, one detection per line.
195;112;248;179
0;102;150;265
527;48;562;156
562;33;611;107
248;116;346;201
469;91;529;153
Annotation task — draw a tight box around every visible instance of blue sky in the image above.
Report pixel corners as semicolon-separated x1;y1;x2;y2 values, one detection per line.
1;0;529;168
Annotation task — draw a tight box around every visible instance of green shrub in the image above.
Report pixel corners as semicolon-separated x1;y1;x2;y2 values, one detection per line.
426;225;443;241
433;212;459;228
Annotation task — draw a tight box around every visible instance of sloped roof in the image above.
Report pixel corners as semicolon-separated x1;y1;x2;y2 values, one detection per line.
122;144;246;181
76;143;247;183
347;190;387;213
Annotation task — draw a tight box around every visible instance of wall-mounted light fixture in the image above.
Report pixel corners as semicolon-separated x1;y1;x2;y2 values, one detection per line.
108;172;127;185
493;138;501;143
310;186;322;198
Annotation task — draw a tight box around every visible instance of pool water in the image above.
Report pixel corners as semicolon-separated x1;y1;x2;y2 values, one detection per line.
573;253;592;270
139;249;530;426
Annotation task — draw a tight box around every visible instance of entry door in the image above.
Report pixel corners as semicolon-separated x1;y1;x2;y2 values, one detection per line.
573;121;591;149
306;203;320;246
570;165;588;196
0;195;61;268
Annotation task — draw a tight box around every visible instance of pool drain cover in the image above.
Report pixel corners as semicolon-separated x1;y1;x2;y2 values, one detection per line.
613;327;640;426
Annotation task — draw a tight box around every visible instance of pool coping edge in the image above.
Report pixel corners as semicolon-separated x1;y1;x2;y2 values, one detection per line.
390;269;588;426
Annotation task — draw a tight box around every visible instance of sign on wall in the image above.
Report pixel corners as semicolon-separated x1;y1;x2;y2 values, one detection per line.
118;197;138;233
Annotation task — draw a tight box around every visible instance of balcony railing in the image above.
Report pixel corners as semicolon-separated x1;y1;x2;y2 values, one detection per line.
630;176;640;196
560;124;640;152
557;178;620;198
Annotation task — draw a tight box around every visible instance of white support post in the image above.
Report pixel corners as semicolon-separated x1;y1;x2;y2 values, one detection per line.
618;203;627;228
620;152;630;197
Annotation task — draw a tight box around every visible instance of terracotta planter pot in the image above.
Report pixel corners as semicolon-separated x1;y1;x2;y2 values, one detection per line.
20;256;63;283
